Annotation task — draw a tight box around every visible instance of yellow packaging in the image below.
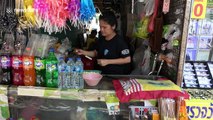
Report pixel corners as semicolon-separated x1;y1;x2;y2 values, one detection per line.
152;113;160;120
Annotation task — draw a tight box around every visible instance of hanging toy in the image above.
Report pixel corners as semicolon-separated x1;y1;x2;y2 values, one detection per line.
79;0;96;23
0;0;18;32
33;0;49;28
0;0;7;31
68;0;82;28
24;0;37;27
35;0;71;34
6;0;18;31
0;0;6;30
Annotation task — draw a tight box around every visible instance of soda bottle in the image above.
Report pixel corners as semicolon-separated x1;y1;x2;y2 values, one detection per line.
34;57;46;87
74;57;84;89
46;48;58;88
11;33;27;86
58;57;66;89
0;53;12;85
23;55;36;86
66;57;75;88
12;55;24;86
0;33;15;85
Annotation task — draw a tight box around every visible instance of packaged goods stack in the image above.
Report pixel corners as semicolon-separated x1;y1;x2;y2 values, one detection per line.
0;33;84;89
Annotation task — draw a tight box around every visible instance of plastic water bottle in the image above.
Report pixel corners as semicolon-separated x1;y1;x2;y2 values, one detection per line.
66;58;75;88
74;57;84;89
46;48;58;88
58;57;66;89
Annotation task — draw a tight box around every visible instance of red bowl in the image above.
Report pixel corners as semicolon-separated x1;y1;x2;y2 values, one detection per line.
83;73;103;86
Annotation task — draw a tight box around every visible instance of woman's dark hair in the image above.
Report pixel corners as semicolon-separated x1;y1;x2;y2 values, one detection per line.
99;11;117;29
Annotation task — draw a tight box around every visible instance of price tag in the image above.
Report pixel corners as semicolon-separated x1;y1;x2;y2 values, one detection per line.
18;86;45;97
163;0;170;14
191;0;208;19
44;88;61;98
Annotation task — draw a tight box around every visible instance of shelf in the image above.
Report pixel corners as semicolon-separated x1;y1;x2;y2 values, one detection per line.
16;86;115;101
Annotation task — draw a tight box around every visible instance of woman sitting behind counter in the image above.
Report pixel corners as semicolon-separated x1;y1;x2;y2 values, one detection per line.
76;11;131;75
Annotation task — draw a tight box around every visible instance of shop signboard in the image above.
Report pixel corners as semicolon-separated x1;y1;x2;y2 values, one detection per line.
185;99;213;120
191;0;208;19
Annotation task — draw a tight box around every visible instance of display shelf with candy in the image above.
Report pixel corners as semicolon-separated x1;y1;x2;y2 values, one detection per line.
183;62;199;88
185;89;213;100
183;61;213;89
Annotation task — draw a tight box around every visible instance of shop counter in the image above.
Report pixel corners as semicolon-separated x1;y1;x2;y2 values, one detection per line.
7;75;158;120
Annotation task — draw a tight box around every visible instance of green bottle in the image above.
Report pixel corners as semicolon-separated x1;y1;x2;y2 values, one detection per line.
45;48;58;88
34;57;46;87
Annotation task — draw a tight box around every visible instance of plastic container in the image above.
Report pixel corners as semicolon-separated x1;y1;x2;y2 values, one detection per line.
58;57;66;89
66;58;75;88
83;72;102;86
74;58;84;89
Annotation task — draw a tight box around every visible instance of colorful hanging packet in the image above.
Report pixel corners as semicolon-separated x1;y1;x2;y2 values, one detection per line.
134;17;149;39
68;0;82;28
0;0;17;32
34;0;71;34
79;0;96;23
24;0;37;27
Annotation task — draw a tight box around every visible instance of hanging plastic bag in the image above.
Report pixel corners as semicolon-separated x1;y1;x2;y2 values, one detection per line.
27;34;58;57
140;46;151;75
131;39;150;75
1;33;15;53
0;0;18;32
144;0;155;17
23;34;38;56
131;39;145;75
164;20;181;50
126;13;136;37
24;0;37;26
58;38;71;54
134;17;149;39
14;33;27;55
79;0;96;23
148;0;160;33
149;13;163;53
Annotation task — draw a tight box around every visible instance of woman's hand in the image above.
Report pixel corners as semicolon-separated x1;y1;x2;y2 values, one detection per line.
97;59;108;66
75;49;97;58
97;56;131;66
75;49;85;55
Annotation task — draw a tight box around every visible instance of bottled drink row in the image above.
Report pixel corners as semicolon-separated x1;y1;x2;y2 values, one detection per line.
0;48;84;89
